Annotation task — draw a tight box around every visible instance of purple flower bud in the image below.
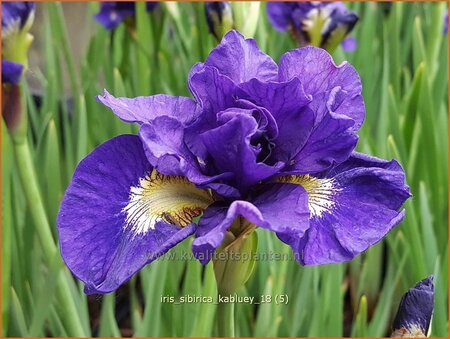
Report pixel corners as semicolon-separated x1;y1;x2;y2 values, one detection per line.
205;2;234;41
392;276;434;337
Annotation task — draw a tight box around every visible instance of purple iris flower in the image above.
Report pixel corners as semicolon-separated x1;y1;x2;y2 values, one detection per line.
58;30;410;294
2;60;23;85
2;2;35;84
95;1;158;30
2;1;35;36
266;2;358;51
392;276;434;337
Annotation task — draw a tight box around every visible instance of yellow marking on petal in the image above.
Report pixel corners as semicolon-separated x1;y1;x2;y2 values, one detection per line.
123;170;213;236
278;174;341;218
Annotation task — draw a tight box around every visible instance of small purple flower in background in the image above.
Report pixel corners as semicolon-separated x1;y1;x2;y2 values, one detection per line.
58;30;410;294
2;2;35;84
392;276;434;337
266;2;358;52
341;36;357;53
95;1;158;30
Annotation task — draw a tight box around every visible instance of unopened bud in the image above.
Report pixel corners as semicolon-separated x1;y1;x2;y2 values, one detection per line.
213;218;258;295
205;2;234;41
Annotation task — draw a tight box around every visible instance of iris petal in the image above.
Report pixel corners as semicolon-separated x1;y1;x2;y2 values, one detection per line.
200;113;284;192
202;30;279;84
57;135;212;293
279;46;364;129
277;152;410;265
97;89;201;126
193;183;309;264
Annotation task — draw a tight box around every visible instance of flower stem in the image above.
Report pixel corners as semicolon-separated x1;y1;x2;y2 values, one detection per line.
13;140;87;336
13;141;56;255
217;299;235;337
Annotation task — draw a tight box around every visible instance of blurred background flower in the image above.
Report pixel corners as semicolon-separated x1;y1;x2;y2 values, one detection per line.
266;1;358;52
2;1;35;76
205;2;234;41
94;1;158;30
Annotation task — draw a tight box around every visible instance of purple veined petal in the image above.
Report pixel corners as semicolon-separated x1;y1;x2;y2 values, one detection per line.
186;65;240;159
188;64;238;114
192;183;310;264
324;151;404;177
233;99;279;140
280;85;363;174
341;36;357;52
203;30;279;84
96;89;201;126
139;116;199;177
392;275;434;337
237;78;316;163
286;109;358;174
237;77;312;118
138;117;233;187
199;112;284;192
278;46;364;129
57;135;214;294
2;60;23;85
277;153;411;265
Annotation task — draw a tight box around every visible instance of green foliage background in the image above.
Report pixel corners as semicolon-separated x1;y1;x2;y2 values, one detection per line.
2;1;448;337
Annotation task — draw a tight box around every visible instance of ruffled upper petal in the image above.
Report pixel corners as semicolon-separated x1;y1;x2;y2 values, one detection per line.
97;89;201;126
278;46;364;130
237;78;315;163
200;112;284;192
139;116;233;187
274;47;364;174
57;135;213;293
197;30;279;84
188;65;238;114
286;109;358;174
192;183;310;264
277;153;411;265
